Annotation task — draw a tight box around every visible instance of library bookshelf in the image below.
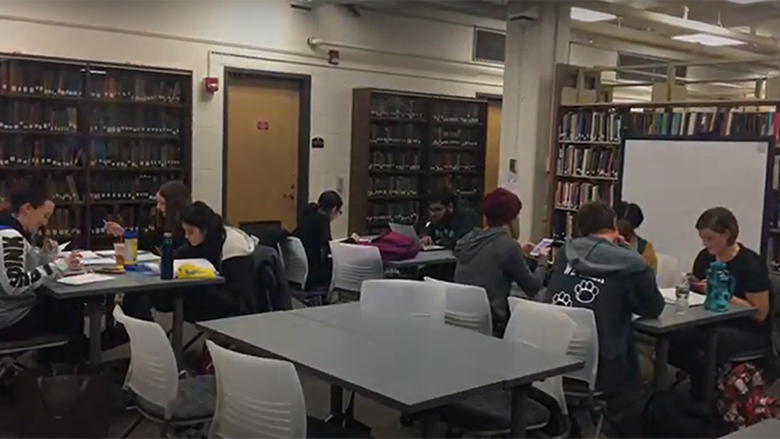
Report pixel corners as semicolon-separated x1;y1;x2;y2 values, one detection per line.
349;89;487;234
0;53;192;248
549;99;780;266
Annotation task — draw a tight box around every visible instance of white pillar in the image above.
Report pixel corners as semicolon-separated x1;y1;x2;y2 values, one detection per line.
499;1;570;241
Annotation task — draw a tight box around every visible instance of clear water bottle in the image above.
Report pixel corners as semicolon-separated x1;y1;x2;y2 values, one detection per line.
674;273;691;314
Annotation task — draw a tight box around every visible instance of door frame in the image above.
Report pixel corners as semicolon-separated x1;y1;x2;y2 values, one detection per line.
221;68;312;224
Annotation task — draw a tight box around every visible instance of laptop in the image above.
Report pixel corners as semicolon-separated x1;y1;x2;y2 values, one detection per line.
389;223;445;251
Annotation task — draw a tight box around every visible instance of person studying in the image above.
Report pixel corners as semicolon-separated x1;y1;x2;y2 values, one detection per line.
669;207;772;400
614;201;658;273
420;187;479;250
293;190;342;291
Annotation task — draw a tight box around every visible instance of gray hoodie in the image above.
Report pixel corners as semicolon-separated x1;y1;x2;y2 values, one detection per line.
454;228;545;336
547;235;664;393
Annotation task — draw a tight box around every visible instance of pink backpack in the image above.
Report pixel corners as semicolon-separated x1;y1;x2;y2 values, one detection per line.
364;231;419;262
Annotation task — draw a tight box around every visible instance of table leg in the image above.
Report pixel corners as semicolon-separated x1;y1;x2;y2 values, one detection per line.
652;336;670;390
703;330;719;409
510;384;530;439
171;291;184;366
87;299;103;364
329;384;343;423
104;294;115;329
419;415;433;438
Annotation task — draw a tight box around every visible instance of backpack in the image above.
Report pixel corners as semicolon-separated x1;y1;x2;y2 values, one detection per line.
643;389;728;438
249;245;293;313
717;362;780;431
365;231;419;262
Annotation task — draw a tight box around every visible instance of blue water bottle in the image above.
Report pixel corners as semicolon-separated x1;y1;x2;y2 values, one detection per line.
160;232;174;280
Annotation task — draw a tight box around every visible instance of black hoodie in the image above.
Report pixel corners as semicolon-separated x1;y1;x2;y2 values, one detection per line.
422;206;480;250
547;236;664;394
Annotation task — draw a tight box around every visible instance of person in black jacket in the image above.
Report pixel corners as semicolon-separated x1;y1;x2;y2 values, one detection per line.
421;187;479;250
546;202;664;395
293;191;342;290
176;201;255;321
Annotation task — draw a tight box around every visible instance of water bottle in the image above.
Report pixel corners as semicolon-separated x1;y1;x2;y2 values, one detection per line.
674;273;691;314
160;232;174;280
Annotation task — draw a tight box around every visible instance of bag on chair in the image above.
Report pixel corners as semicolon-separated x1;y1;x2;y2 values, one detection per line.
16;364;112;438
717;362;780;431
364;231;419;262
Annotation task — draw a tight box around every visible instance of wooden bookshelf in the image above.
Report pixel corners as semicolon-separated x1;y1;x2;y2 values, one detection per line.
548;99;780;249
349;89;487;234
0;53;192;248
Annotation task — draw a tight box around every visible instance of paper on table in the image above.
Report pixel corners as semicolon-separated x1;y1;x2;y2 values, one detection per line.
137;253;160;262
660;287;706;306
81;257;118;266
57;241;71;254
77;251;101;260
57;273;114;286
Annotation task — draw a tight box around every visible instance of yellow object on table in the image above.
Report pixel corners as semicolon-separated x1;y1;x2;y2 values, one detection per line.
176;263;216;279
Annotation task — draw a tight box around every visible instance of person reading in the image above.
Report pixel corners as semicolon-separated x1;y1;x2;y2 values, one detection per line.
420;187;479;250
614;201;658;273
293;190;343;291
546;201;664;394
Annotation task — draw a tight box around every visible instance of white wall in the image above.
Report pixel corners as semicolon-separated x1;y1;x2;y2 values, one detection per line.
0;0;504;236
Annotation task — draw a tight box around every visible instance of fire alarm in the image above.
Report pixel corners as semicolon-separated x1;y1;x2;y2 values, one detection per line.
203;77;219;94
328;49;340;66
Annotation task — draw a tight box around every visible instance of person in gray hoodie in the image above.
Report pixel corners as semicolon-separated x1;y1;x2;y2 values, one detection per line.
454;188;547;337
546;201;664;394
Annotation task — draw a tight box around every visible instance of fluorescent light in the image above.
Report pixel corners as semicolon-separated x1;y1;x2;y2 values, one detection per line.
726;0;767;4
570;7;616;22
672;33;745;47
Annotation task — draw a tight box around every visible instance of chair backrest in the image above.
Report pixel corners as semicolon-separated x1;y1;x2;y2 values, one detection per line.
281;237;308;288
113;306;179;420
505;298;576;415
656;253;680;288
330;242;384;294
206;340;307;439
424;277;491;335
360;279;446;320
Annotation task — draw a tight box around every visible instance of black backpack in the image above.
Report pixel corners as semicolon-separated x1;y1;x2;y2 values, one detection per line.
643;390;728;438
250;244;292;313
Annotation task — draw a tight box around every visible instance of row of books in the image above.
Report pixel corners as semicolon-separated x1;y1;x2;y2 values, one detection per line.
89;207;156;237
89;176;167;201
432;127;480;148
560;110;622;143
369;151;421;171
370;124;424;147
90;108;181;135
435;175;480;197
90;140;182;168
556;146;618;178
366;202;420;227
370;97;426;120
623;111;780;138
431;102;481;124
555;181;616;210
0;139;83;167
0;102;78;132
90;74;183;104
50;175;81;202
43;210;82;239
431;152;477;172
0;61;83;96
552;211;576;240
368;176;419;198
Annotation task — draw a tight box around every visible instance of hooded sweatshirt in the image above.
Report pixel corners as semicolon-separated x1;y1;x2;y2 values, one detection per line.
0;212;66;329
454;228;545;336
546;235;665;394
423;206;480;250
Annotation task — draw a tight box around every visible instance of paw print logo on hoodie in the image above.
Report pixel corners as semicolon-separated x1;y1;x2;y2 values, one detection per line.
552;291;573;307
574;280;600;304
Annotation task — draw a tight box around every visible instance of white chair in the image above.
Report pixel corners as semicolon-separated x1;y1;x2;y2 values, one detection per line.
113;306;215;438
424;277;492;335
281;237;309;288
656;253;680;288
360;279;446;320
506;298;576;417
206;340;306;438
330;242;384;297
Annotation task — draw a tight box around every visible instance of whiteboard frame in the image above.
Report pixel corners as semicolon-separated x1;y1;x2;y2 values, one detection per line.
617;135;775;259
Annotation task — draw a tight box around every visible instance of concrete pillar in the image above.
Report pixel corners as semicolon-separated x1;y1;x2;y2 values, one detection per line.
499;1;570;241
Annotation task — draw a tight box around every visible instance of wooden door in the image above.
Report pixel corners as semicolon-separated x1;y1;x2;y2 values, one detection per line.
225;76;300;230
484;99;502;194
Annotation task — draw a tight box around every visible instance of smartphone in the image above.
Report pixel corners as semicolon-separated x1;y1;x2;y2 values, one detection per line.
530;238;555;257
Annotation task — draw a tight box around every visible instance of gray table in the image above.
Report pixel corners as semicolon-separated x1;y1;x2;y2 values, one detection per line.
43;272;223;364
719;419;780;438
385;249;456;269
634;303;754;407
199;305;582;438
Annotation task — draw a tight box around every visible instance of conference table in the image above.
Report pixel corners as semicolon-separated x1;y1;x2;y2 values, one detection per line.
198;303;583;438
43;272;223;364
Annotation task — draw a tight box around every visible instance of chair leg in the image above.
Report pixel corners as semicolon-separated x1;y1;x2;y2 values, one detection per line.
159;420;170;439
182;332;204;352
120;414;144;439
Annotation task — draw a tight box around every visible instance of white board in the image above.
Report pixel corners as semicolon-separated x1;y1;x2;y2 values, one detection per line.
622;139;768;272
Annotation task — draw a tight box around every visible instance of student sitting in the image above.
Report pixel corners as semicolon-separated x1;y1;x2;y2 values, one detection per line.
454;188;546;337
614;201;658;273
176;201;256;320
0;180;83;352
546;202;664;394
421;187;479;250
293;190;342;290
669;207;771;399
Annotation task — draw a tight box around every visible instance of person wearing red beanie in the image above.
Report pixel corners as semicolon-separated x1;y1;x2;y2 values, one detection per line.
453;188;548;337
